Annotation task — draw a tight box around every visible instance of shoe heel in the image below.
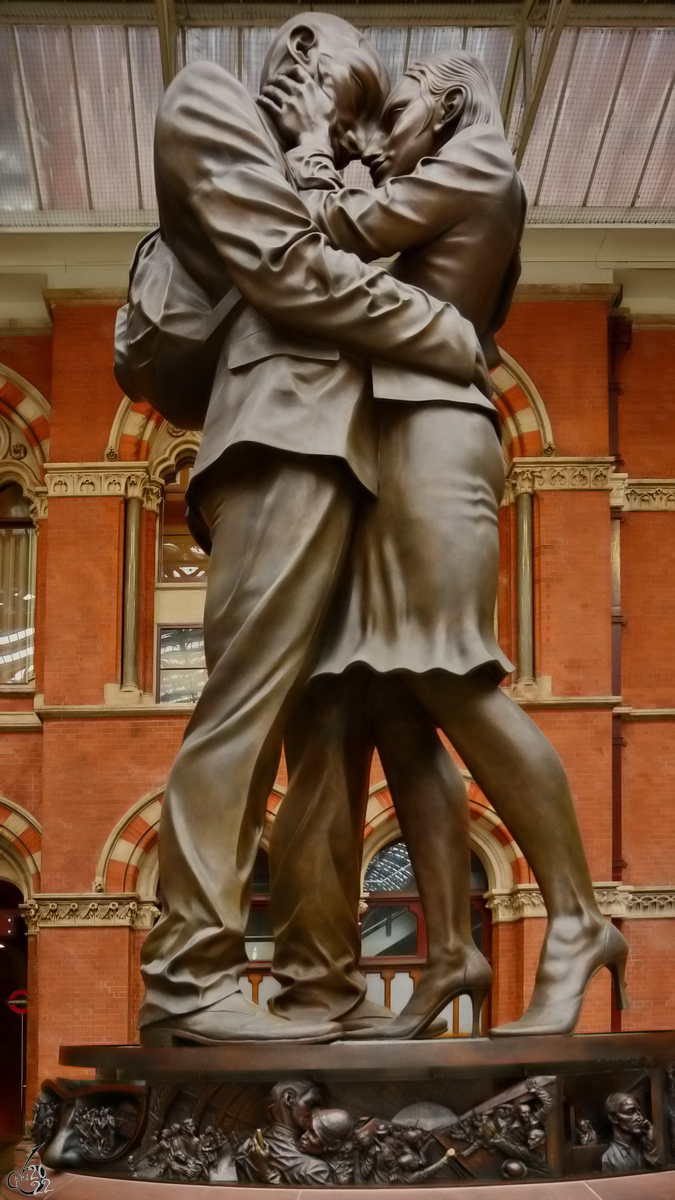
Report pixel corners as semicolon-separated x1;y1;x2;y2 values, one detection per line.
471;986;490;1037
608;957;629;1011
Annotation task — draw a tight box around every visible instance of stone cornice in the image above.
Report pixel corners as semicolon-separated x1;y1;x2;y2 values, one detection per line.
0;712;42;732
20;893;160;934
513;283;622;308
35;702;194;719
486;883;675;922
43;463;163;512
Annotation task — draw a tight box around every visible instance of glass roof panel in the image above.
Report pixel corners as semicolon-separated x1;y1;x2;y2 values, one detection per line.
0;28;38;212
537;27;633;208
586;29;675;207
464;26;512;98
361;27;408;82
71;25;139;211
518;27;577;203
184;26;237;75
15;24;89;210
407;25;463;64
0;20;672;227
240;26;275;95
636;76;675;208
127;26;162;211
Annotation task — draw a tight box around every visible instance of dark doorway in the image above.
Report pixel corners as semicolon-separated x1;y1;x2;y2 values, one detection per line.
0;881;27;1135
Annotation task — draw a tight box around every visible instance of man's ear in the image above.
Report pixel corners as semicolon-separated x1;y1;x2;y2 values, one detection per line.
288;24;319;70
433;85;465;138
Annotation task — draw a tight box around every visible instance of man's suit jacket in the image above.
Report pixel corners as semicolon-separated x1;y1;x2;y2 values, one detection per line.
153;62;482;500
288;123;526;409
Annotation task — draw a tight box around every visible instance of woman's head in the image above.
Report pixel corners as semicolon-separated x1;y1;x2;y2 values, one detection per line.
364;50;502;185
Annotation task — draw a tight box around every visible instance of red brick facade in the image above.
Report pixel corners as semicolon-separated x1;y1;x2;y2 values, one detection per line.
0;296;673;1132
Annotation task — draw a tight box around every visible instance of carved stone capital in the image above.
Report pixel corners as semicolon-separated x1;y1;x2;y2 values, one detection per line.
20;893;160;933
623;480;675;512
142;479;164;515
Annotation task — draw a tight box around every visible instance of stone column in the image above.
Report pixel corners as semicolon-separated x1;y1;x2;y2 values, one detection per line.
516;490;535;685
121;496;143;692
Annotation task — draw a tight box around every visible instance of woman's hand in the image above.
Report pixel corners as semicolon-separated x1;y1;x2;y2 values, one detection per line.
259;65;335;150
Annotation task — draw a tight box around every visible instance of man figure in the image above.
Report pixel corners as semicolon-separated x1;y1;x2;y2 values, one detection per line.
601;1093;660;1174
136;14;488;1046
236;1082;330;1186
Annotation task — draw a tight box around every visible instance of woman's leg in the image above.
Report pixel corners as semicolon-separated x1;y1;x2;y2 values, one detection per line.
406;669;627;1035
359;676;492;1037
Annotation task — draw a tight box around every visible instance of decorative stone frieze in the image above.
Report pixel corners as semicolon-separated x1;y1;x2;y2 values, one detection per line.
486;883;675;922
43;463;163;512
20;893;160;934
623;480;675;512
506;457;615;501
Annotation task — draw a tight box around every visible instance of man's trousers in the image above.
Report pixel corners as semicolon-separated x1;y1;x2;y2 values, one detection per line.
139;446;355;1027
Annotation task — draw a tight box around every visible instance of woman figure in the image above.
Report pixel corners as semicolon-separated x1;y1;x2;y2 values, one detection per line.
262;50;627;1038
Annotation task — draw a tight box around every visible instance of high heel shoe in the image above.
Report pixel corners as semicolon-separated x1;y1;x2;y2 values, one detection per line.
347;950;493;1041
491;919;628;1037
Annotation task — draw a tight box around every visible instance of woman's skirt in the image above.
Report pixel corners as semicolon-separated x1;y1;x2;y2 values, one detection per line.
314;402;514;681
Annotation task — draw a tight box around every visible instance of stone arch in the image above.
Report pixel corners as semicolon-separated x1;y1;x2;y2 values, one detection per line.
491;350;554;463
0;797;41;898
105;397;200;479
360;777;525;896
94;789;163;897
0;364;50;472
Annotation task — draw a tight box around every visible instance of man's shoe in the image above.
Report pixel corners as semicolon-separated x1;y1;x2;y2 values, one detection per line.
341;998;447;1039
140;991;341;1046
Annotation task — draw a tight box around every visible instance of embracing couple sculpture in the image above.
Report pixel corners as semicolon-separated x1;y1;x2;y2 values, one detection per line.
116;12;628;1047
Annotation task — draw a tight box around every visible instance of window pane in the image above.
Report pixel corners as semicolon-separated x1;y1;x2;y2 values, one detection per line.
71;26;139;211
0;526;35;685
161;466;209;582
158;626;206;703
361;905;418;957
364;839;417;892
470;851;488;892
245;908;274;962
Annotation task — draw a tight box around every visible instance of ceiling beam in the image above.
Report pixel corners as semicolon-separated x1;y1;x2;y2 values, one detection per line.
0;3;674;28
156;0;177;86
513;0;573;166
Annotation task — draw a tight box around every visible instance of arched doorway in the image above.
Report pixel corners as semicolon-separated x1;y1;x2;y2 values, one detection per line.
361;838;491;1035
0;880;27;1135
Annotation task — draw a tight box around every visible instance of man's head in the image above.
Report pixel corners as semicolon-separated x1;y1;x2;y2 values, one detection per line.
605;1093;644;1142
364;50;502;185
261;14;389;166
266;1081;324;1131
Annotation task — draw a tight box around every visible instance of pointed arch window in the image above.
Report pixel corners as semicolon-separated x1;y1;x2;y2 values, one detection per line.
0;483;36;686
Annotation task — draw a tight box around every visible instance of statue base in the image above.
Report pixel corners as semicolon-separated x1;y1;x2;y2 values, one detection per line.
23;1033;675;1193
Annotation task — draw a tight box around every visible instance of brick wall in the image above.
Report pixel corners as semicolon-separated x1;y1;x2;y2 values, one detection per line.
0;294;673;1111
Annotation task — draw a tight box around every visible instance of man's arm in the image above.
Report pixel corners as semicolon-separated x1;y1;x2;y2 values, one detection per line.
156;61;484;389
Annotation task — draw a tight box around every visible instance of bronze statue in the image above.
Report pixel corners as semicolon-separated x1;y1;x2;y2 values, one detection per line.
118;14;488;1047
261;45;628;1039
120;13;628;1045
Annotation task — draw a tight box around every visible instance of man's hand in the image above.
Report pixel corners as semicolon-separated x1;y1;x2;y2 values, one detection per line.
259;65;335;151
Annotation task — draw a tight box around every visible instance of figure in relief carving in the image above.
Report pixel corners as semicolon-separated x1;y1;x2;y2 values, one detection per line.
576;1117;598;1146
601;1093;660;1175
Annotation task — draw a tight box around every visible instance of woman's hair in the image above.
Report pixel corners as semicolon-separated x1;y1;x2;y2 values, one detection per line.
406;50;503;134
